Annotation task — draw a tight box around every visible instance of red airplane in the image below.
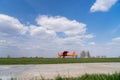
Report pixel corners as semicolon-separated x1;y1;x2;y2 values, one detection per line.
58;51;76;58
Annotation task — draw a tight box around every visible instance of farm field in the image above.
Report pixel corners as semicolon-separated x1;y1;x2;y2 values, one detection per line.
0;58;120;64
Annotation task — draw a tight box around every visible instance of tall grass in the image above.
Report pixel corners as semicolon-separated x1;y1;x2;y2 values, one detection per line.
0;58;119;64
55;72;120;80
9;72;120;80
8;72;120;80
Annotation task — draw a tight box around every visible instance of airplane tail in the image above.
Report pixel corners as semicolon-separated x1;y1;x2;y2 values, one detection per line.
58;53;62;58
72;51;76;57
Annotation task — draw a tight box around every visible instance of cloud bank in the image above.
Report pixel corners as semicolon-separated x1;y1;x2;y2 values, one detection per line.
0;14;94;57
30;15;94;44
0;14;119;57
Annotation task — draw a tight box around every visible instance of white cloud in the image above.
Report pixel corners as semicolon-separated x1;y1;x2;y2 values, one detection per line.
30;15;94;44
0;14;28;36
84;34;95;39
0;40;6;43
30;25;56;39
56;36;85;45
104;37;120;57
36;15;86;36
89;42;96;45
107;37;120;46
90;0;117;12
112;37;120;42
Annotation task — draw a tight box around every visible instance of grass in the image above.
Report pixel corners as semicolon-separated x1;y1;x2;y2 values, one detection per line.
55;72;120;80
9;72;120;80
0;58;119;64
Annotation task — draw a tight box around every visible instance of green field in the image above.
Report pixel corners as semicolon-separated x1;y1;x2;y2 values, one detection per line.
0;58;119;64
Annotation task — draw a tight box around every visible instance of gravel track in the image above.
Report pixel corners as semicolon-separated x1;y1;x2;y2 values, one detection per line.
0;63;120;80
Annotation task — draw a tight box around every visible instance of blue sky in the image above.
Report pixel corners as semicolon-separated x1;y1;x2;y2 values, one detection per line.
0;0;120;57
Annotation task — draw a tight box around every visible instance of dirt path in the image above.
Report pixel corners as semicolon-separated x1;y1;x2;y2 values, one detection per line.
17;63;120;80
0;63;120;80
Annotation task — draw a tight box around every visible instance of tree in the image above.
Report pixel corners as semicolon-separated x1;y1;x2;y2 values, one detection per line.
7;54;10;58
86;51;91;58
80;51;86;58
80;51;91;58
